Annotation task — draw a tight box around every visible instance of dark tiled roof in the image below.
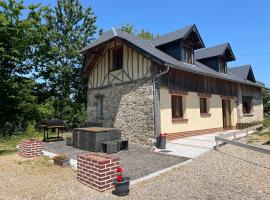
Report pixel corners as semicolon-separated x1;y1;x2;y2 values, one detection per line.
151;24;205;48
195;43;235;61
80;28;262;88
228;65;251;80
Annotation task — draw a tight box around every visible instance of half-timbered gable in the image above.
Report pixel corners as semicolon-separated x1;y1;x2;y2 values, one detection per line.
87;41;152;89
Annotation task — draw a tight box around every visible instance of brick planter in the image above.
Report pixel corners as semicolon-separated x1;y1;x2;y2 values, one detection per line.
77;153;120;192
18;139;43;158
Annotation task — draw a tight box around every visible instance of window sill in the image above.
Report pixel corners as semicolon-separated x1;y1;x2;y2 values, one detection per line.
243;113;254;117
200;113;211;117
172;118;188;123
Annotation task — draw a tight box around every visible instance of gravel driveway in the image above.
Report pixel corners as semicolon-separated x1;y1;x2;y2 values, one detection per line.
1;144;270;200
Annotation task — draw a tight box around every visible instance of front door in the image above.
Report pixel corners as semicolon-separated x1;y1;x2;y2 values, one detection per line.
222;99;231;129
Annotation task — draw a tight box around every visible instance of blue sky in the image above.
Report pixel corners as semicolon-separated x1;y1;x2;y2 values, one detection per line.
24;0;270;87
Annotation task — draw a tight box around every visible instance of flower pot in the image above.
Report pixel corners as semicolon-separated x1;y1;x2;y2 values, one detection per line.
66;137;72;146
112;177;130;196
156;136;166;149
53;159;70;167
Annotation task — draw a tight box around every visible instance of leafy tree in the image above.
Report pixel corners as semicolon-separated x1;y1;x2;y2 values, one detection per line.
34;0;97;128
262;88;270;117
0;0;47;134
120;23;159;39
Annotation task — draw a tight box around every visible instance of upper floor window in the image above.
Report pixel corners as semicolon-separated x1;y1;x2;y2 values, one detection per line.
219;57;227;73
181;46;193;64
112;46;123;71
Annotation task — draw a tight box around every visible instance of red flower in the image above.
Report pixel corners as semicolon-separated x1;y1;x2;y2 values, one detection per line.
117;167;123;173
160;132;167;137
116;175;123;182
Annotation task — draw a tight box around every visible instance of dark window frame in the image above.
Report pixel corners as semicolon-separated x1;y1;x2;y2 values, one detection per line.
171;95;184;119
242;96;253;114
111;45;123;71
200;97;208;113
219;57;227;74
181;45;194;64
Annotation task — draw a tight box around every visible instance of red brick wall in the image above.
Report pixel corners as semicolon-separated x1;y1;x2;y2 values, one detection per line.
18;140;43;158
77;153;120;192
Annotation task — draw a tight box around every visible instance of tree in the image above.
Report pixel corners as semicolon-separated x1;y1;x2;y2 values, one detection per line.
34;0;97;128
120;23;159;39
262;88;270;117
0;0;47;134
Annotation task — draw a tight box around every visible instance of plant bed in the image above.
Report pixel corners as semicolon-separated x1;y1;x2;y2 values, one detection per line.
52;154;70;167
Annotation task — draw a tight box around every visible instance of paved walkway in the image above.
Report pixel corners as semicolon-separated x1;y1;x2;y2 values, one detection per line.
157;130;237;159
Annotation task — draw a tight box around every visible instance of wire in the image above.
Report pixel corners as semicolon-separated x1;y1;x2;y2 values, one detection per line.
238;52;270;57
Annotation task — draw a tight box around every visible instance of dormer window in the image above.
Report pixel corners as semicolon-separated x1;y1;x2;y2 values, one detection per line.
219;57;227;73
181;46;194;64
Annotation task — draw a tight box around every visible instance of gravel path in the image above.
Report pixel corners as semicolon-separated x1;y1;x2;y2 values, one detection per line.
1;144;270;199
125;144;270;200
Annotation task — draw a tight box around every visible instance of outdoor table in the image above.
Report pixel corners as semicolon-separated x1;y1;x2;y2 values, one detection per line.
40;125;65;142
72;127;121;152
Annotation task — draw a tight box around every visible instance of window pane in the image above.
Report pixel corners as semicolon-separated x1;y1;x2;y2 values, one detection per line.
112;46;123;71
242;96;253;114
172;95;183;118
200;98;207;113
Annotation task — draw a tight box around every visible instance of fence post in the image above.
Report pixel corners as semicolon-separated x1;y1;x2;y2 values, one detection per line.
246;129;248;138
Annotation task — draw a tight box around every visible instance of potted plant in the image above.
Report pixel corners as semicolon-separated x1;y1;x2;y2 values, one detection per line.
52;154;70;167
112;167;130;196
66;137;72;146
156;132;167;149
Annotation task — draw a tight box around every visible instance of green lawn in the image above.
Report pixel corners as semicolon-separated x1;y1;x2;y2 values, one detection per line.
264;117;270;128
0;131;43;155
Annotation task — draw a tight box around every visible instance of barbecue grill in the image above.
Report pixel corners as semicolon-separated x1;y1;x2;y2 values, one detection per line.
40;119;65;142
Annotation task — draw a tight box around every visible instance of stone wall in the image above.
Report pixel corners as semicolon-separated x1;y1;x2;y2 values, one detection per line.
237;85;264;123
87;79;154;145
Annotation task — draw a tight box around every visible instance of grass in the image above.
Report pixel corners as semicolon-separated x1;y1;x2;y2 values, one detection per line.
0;131;43;155
247;131;270;145
264;117;270;128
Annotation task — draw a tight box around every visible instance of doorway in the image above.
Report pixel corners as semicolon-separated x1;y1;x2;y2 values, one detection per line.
222;99;231;129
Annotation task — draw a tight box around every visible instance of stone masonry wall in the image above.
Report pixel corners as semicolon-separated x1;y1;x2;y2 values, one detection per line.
87;79;154;145
237;85;264;123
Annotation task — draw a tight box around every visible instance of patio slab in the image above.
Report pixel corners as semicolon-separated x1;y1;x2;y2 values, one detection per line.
159;130;236;159
43;141;189;180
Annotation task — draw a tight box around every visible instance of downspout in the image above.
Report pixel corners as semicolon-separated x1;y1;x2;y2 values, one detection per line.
152;65;170;141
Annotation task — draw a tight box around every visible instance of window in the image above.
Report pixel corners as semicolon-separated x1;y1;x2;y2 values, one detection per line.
242;96;253;114
112;46;123;71
95;96;104;119
200;98;208;113
181;46;193;64
171;95;183;118
219;57;227;73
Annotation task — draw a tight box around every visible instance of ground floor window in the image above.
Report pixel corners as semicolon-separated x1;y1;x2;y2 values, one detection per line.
171;95;183;118
242;96;253;114
95;95;104;119
200;98;208;113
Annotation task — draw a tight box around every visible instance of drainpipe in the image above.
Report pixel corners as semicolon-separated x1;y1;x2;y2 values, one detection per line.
152;65;170;141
